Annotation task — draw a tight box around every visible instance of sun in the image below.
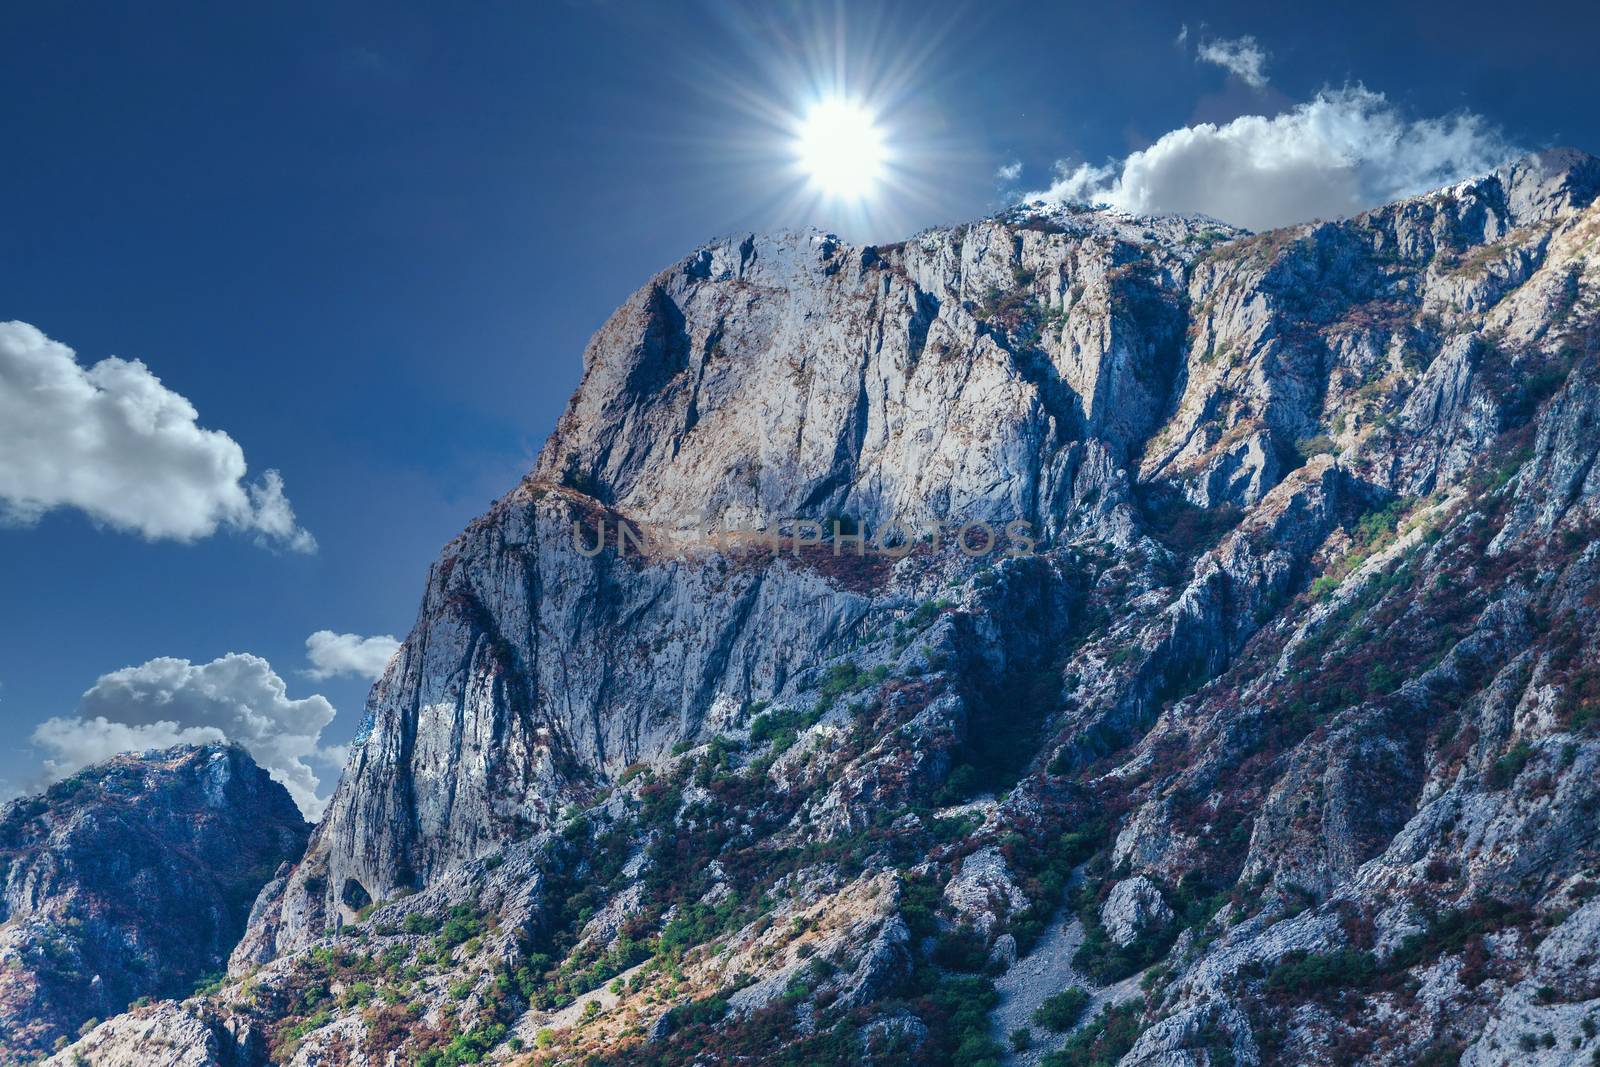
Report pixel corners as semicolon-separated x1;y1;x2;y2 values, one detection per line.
794;97;887;202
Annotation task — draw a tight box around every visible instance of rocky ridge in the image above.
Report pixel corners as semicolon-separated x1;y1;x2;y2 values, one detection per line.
53;147;1600;1066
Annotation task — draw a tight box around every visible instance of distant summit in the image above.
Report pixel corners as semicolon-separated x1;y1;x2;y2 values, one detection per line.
0;744;307;1058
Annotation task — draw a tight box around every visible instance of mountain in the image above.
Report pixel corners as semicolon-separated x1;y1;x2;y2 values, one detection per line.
0;744;308;1061
55;148;1600;1066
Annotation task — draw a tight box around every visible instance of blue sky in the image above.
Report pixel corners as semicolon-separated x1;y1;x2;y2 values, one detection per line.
2;0;1597;811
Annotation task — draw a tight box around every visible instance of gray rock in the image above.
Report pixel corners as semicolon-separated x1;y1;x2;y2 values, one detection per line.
1100;876;1174;948
943;846;1028;935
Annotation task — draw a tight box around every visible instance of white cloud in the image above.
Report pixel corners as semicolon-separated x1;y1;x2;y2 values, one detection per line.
30;653;339;818
0;321;315;551
305;630;401;681
1028;86;1519;232
1196;35;1269;88
31;716;227;768
995;160;1023;183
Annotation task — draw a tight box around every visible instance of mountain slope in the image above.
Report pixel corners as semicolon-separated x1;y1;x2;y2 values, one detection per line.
0;744;308;1061
58;147;1600;1066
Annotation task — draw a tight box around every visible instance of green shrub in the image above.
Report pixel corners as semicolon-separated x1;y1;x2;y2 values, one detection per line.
1264;948;1376;998
1310;575;1340;601
1354;499;1408;550
401;913;439;936
749;706;822;748
1487;741;1534;789
1041;1000;1144;1067
1033;986;1090;1031
935;764;981;806
1296;434;1337;459
414;1021;508;1066
924;974;1003;1066
191;971;225;996
438;905;485;948
898;875;943;942
665;993;728;1031
932;925;989;973
815;661;873;705
1388;898;1526;972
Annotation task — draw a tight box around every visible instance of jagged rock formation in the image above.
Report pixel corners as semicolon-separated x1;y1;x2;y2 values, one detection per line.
56;148;1600;1066
0;744;307;1061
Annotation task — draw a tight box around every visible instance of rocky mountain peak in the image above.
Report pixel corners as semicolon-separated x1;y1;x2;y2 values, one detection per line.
0;743;308;1059
1496;146;1600;222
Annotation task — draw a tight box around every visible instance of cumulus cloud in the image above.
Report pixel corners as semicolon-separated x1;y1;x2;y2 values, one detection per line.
995;159;1023;183
31;716;227;768
305;630;401;681
0;321;315;551
1028;86;1519;232
1196;34;1269;88
30;653;338;818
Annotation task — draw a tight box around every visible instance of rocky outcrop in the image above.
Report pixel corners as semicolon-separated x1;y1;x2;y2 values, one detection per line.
0;745;307;1060
1100;877;1173;948
60;149;1600;1066
943;846;1029;936
42;1000;264;1067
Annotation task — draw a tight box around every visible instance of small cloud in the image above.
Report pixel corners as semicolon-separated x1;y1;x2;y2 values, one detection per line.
1027;86;1519;232
30;653;338;818
0;321;315;551
1197;34;1270;89
1175;23;1189;47
305;630;401;681
1034;159;1121;206
248;471;317;553
995;160;1023;183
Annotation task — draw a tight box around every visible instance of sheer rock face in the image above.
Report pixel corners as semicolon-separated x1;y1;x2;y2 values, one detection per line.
531;216;1208;538
68;150;1600;1065
247;208;1249;959
0;745;307;1060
